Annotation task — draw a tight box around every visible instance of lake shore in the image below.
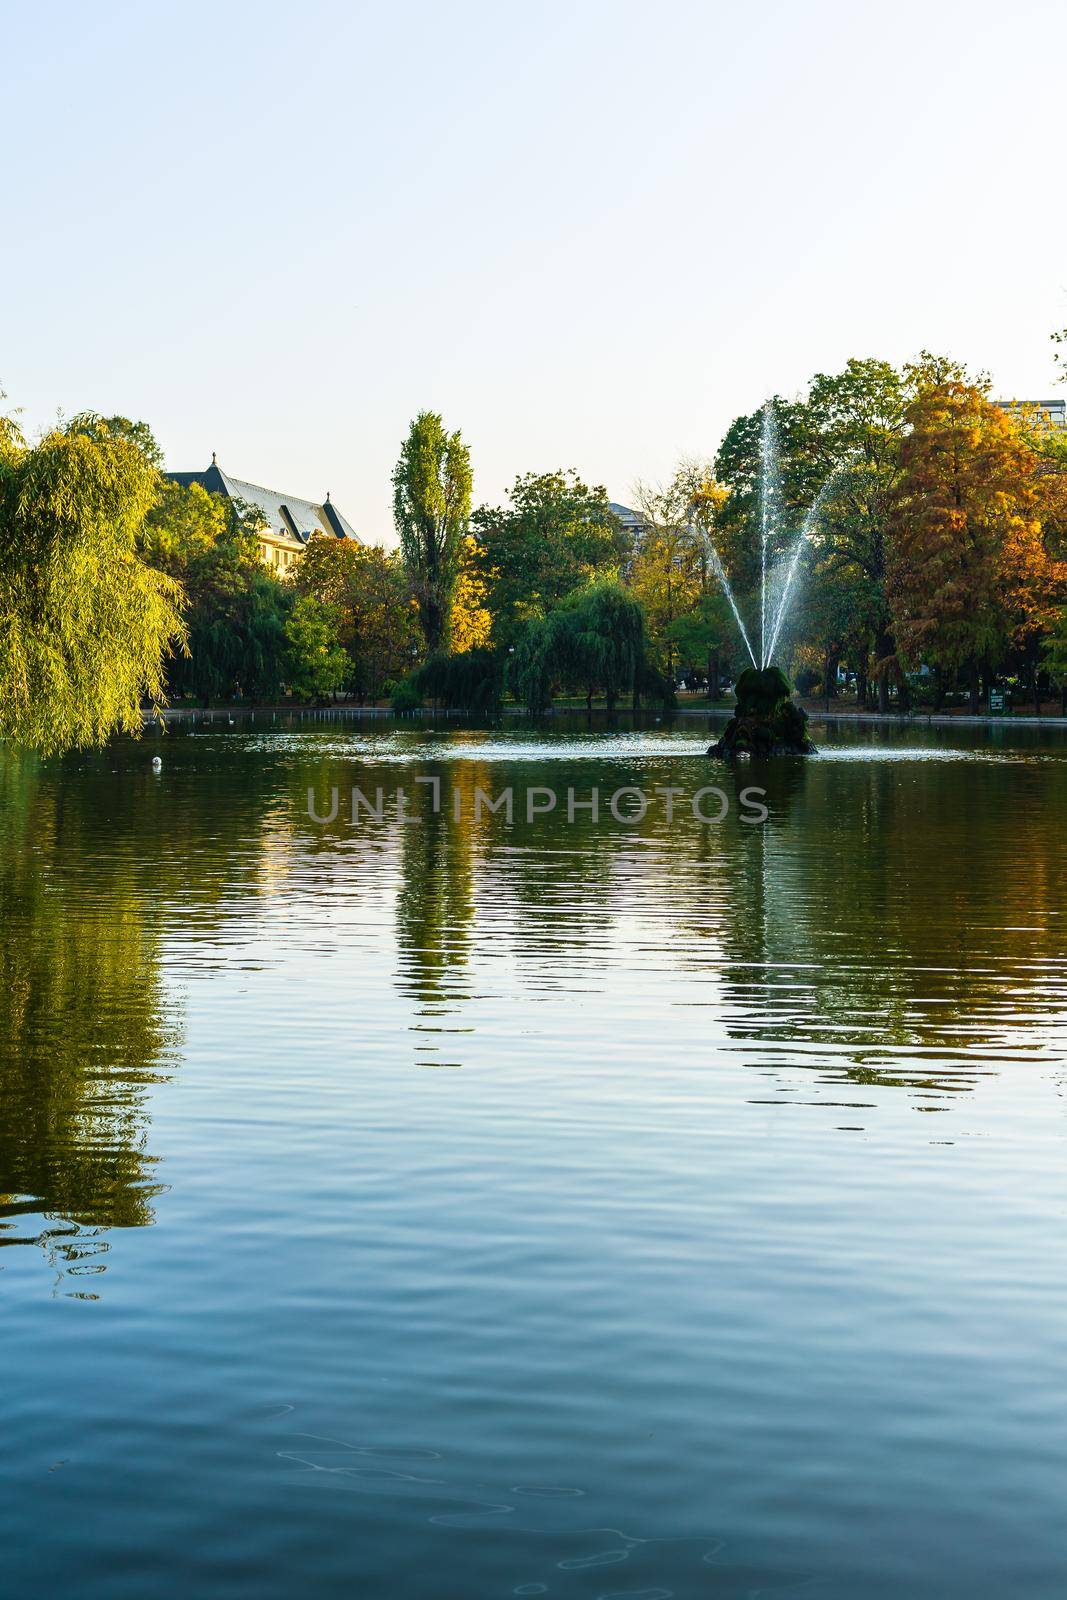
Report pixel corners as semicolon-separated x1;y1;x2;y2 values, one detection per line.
149;700;1067;729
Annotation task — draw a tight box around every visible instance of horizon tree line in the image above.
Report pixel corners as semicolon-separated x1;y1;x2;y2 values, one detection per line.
1;332;1066;754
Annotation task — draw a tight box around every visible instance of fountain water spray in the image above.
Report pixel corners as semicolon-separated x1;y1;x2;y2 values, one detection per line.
704;534;758;669
704;399;830;757
758;401;780;669
700;398;839;672
764;470;840;665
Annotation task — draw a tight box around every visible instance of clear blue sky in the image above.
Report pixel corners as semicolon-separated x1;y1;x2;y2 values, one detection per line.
3;0;1064;540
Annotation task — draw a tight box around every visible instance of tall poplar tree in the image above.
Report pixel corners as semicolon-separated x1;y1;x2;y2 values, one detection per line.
392;411;472;654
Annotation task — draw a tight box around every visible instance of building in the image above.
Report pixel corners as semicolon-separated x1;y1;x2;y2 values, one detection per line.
607;501;649;539
166;455;360;572
995;398;1066;430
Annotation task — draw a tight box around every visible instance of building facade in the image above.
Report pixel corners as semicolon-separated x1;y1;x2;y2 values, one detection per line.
166;456;360;571
995;398;1066;430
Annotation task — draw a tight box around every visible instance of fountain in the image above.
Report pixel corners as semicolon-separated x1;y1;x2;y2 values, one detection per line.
703;400;824;757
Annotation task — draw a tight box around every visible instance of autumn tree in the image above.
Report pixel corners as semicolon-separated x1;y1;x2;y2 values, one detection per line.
293;539;418;701
886;377;1050;712
393;411;472;654
449;535;493;654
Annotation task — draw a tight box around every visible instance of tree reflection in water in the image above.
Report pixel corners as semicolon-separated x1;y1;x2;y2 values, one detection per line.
0;756;178;1293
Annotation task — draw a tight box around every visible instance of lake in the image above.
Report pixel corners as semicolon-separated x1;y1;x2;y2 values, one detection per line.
2;714;1067;1598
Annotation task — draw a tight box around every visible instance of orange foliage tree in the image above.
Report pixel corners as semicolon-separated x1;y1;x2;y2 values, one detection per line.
887;377;1064;710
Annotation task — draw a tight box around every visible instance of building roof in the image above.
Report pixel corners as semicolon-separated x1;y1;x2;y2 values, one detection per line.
607;500;647;530
166;460;361;543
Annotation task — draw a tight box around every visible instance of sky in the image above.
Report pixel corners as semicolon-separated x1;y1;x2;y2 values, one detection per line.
2;0;1065;542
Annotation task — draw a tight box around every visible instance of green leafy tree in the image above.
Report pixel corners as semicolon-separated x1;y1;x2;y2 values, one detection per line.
665;590;735;695
410;647;503;711
713;395;821;605
715;361;910;705
143;477;230;569
513;580;647;712
0;409;186;754
802;358;908;708
470;470;628;648
61;410;165;468
393;411;472;653
284;594;349;700
160;504;290;703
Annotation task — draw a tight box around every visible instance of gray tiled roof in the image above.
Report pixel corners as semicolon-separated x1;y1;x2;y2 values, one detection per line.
165;461;360;543
607;501;646;529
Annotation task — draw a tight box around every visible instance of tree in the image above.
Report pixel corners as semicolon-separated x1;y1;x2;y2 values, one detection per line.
411;647;503;711
630;472;708;679
292;538;418;701
393;411;472;653
713;395;821;608
284;595;349;701
513;580;647;713
802;358;908;709
61;410;164;468
1042;605;1067;714
449;535;493;654
665;591;735;696
143;476;230;569
886;376;1049;712
0;410;186;754
157;500;290;704
805;551;878;707
470;470;628;647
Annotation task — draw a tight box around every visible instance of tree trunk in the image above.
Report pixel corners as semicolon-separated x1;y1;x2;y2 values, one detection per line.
1032;654;1042;718
874;627;893;714
856;651;868;711
968;659;980;716
709;653;720;701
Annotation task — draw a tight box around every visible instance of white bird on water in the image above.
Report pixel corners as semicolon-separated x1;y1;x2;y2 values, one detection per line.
151;755;162;772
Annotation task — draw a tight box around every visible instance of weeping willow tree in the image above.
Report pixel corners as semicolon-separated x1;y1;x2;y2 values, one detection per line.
513;580;648;712
0;409;186;754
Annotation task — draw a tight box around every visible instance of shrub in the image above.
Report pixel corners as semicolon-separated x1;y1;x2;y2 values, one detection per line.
391;678;423;713
794;666;819;696
412;648;503;711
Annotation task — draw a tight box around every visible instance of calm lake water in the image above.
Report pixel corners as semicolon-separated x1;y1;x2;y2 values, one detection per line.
3;713;1067;1598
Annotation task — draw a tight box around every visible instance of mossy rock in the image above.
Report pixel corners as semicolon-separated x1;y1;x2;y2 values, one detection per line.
707;670;816;758
734;665;793;719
